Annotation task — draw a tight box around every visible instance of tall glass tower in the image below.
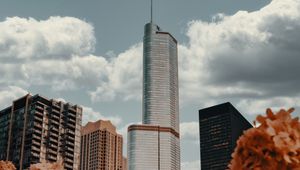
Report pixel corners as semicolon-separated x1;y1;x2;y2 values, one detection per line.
142;23;179;132
127;9;180;170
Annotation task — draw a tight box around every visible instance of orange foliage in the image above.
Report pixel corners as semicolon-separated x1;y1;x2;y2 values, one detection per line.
29;161;63;170
0;161;16;170
229;108;300;170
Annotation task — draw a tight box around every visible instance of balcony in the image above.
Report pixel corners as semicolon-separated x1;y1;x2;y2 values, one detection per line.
49;143;58;150
36;101;45;106
31;153;40;164
32;134;41;140
68;106;76;113
64;163;73;170
47;154;57;162
32;140;41;147
35;105;44;111
33;122;43;129
52;103;61;110
35;111;44;118
33;129;42;136
66;130;75;136
68;123;76;130
48;148;57;155
50;126;59;133
65;157;73;165
66;141;74;147
69;117;76;124
50;119;60;126
67;145;74;152
34;116;43;123
50;114;60;122
68;112;76;120
49;137;58;144
66;135;75;143
50;132;59;138
31;145;40;152
51;108;60;115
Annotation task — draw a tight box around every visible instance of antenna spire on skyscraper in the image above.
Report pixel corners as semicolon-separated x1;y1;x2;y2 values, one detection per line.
151;0;153;23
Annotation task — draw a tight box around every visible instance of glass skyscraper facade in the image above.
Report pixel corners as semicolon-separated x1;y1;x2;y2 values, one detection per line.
128;22;180;170
142;23;179;132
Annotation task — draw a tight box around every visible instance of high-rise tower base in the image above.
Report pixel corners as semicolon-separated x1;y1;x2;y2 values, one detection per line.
128;125;180;170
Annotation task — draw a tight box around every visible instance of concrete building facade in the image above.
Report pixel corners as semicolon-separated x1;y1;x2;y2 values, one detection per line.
199;102;253;170
0;94;82;170
80;120;125;170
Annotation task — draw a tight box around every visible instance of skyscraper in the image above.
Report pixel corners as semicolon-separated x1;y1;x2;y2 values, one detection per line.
0;94;82;170
80;120;125;170
127;3;180;169
199;102;252;170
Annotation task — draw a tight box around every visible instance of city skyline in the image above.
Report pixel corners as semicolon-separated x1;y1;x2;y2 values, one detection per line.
1;0;300;169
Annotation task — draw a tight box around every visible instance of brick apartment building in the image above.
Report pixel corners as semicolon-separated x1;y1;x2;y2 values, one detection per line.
0;94;82;170
80;120;126;170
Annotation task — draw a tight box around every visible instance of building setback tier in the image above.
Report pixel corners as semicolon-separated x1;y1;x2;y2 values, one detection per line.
128;125;179;138
128;125;180;170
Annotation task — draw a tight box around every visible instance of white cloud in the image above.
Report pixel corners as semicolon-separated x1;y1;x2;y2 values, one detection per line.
0;16;142;100
87;0;300;112
177;0;300;112
237;97;300;116
0;16;95;59
53;98;123;126
23;55;110;90
180;122;199;140
0;86;27;108
181;160;200;170
0;16;103;91
90;43;143;102
82;106;122;126
0;55;111;91
1;0;300;115
55;98;66;103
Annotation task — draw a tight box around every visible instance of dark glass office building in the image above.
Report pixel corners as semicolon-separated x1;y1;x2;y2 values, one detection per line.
199;102;252;170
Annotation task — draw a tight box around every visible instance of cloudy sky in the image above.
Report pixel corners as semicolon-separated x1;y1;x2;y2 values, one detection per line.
1;0;300;169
